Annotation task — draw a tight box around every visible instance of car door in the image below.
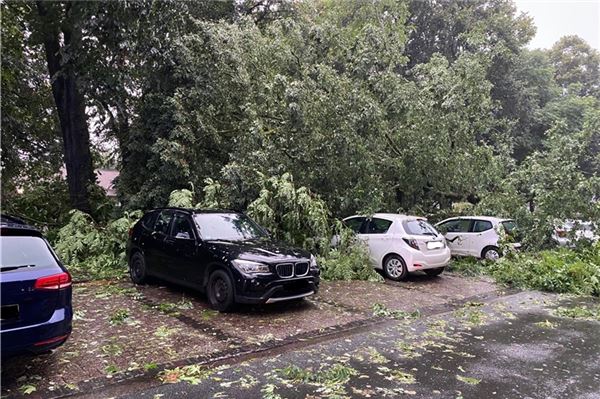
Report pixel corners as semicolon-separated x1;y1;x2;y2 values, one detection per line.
360;218;394;267
145;210;174;277
437;218;472;256
467;220;494;257
164;212;200;284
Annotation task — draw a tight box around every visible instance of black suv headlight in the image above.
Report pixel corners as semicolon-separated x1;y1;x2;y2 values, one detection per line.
310;254;318;270
232;259;271;275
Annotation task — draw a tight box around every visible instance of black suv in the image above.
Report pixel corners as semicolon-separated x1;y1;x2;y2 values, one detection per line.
127;208;320;311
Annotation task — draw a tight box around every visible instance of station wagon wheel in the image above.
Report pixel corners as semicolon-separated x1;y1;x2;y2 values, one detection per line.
129;252;147;284
383;255;408;281
207;269;235;312
482;246;500;261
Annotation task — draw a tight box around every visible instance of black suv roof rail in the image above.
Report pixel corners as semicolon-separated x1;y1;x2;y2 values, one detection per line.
150;207;240;214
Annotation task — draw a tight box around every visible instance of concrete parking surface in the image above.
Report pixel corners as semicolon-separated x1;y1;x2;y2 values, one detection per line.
88;292;600;399
1;273;497;397
3;274;599;399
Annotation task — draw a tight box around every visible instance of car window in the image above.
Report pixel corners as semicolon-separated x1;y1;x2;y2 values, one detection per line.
438;219;471;233
171;214;195;239
141;211;158;229
344;217;365;234
193;213;267;241
501;220;517;234
1;236;58;270
154;211;174;235
472;220;493;232
364;218;393;234
403;219;438;236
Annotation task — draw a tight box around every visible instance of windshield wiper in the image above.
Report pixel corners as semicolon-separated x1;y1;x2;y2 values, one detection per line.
1;264;35;272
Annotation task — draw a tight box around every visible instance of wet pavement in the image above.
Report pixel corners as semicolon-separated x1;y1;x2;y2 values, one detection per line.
82;292;600;399
3;274;599;398
1;273;497;398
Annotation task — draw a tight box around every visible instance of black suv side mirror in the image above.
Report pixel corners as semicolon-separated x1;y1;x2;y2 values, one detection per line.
175;232;192;240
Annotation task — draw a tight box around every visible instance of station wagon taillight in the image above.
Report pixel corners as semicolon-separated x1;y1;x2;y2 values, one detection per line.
34;272;72;290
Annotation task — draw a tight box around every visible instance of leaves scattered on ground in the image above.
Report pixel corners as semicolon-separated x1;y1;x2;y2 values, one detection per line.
553;304;600;321
534;319;558;329
456;374;481;385
373;303;421;320
158;365;213;385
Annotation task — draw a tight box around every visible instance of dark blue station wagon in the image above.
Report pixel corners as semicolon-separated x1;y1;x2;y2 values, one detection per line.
1;216;73;358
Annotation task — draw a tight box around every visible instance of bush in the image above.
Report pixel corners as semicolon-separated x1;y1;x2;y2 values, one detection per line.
491;244;600;296
449;243;600;296
318;222;383;282
54;210;142;281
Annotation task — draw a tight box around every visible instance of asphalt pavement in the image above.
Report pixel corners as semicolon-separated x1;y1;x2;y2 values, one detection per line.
77;291;600;399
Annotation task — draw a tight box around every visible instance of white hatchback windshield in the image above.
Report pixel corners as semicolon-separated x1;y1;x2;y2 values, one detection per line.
193;213;267;241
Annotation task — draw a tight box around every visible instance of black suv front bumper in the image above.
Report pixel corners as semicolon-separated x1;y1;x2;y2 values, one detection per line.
234;275;319;305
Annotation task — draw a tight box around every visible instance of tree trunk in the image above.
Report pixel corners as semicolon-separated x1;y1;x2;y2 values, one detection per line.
36;1;94;214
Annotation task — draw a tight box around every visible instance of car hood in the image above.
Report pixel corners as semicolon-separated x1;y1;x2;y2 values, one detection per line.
204;238;311;263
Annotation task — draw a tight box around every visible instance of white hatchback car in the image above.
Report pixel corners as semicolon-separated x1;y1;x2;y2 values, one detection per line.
552;220;598;247
342;214;451;281
435;216;520;260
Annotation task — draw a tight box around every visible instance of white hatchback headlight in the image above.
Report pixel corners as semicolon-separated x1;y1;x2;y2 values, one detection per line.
231;259;271;275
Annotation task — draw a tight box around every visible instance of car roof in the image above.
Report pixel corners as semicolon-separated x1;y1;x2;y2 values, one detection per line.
438;216;512;223
343;213;427;222
150;207;240;214
0;214;42;237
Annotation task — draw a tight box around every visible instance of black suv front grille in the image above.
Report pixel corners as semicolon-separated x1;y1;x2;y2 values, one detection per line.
294;262;309;277
275;261;310;278
276;263;294;278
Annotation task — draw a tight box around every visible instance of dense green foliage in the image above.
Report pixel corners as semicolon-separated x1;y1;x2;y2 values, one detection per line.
450;242;600;296
3;1;600;284
54;210;142;281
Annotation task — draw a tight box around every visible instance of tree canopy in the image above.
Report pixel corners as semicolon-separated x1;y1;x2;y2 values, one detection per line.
2;0;599;245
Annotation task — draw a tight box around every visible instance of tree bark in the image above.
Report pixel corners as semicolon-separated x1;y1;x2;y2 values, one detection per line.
36;1;95;214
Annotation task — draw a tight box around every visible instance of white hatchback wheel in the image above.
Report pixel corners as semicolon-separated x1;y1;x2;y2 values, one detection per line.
384;256;407;281
484;248;500;261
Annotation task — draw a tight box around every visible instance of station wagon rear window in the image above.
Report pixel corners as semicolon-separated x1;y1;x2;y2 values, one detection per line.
0;236;58;272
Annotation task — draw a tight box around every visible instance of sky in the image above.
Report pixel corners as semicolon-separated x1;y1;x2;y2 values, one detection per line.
514;0;600;49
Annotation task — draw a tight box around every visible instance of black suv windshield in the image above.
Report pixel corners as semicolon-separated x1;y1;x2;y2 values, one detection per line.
194;213;267;241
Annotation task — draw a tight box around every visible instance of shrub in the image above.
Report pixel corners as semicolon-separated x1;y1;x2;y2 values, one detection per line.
490;244;600;296
318;222;382;282
54;210;142;281
449;243;600;296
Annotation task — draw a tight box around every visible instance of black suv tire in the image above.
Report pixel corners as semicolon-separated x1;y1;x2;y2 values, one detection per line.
207;269;235;312
129;252;148;284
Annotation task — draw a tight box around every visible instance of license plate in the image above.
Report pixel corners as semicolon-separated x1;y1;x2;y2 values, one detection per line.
427;241;444;250
0;304;19;321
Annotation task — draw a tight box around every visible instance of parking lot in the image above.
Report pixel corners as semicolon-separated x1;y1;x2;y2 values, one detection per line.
1;273;498;398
